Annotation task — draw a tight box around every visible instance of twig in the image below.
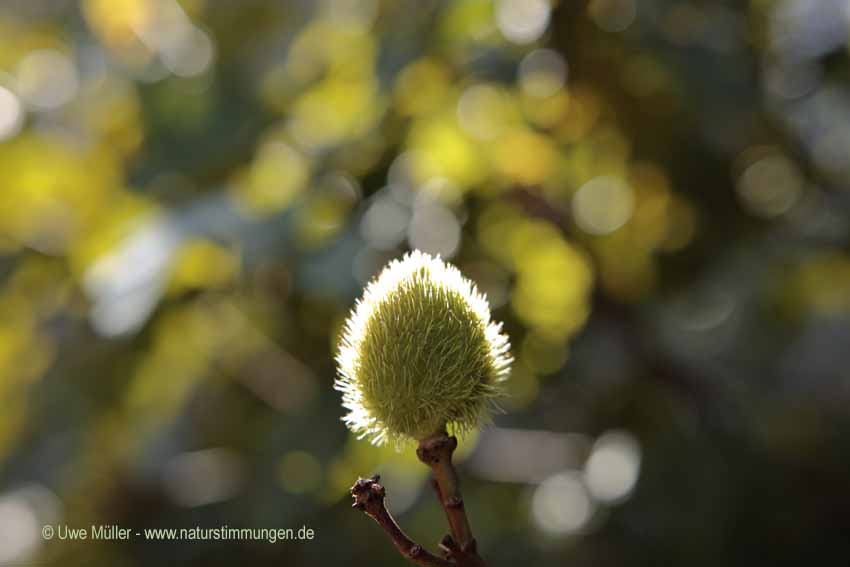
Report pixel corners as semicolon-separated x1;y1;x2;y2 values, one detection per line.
350;432;488;566
351;476;453;567
417;432;488;567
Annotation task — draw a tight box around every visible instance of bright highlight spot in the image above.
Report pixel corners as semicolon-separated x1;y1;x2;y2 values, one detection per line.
584;430;641;503
163;448;244;507
0;86;23;141
0;496;39;563
496;0;551;45
518;49;568;98
160;26;215;78
408;203;461;259
532;471;595;535
84;218;181;337
737;154;803;218
457;85;511;141
0;485;60;565
15;50;79;111
129;0;217;77
573;176;635;235
361;196;410;250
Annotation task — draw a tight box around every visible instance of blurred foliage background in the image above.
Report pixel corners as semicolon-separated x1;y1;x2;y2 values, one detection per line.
0;0;849;565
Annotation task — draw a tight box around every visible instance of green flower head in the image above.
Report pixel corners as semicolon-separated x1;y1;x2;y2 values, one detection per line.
335;250;512;445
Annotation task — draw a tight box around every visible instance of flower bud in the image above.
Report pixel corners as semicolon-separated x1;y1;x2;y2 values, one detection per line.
336;250;512;445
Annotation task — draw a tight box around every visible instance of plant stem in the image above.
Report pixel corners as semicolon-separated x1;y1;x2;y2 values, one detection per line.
417;431;488;567
351;476;453;567
350;432;488;566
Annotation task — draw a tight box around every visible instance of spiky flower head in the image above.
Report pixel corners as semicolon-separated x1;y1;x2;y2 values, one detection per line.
335;250;512;446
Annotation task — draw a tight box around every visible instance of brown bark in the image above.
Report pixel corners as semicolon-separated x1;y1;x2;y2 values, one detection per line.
349;431;489;566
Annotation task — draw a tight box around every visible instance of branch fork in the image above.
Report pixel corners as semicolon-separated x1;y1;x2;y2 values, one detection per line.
350;431;488;566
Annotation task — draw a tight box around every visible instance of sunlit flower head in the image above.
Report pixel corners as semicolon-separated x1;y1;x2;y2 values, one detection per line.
335;250;512;445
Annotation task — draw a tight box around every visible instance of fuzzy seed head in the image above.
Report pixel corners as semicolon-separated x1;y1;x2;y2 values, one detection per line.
335;250;512;445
